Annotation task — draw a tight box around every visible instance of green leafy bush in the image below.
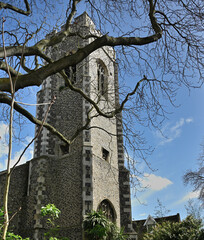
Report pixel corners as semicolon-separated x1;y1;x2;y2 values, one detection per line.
41;204;61;219
0;204;71;240
144;215;204;240
0;207;30;240
83;210;127;240
41;204;69;240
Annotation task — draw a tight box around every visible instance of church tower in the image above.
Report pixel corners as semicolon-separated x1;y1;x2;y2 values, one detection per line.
30;12;136;239
0;12;136;240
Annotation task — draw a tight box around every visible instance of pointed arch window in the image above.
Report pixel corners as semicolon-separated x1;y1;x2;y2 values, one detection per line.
97;199;116;222
64;65;76;85
97;60;108;99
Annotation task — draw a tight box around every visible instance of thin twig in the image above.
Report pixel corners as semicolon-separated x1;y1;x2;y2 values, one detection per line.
0;207;22;231
14;101;51;106
2;16;15;240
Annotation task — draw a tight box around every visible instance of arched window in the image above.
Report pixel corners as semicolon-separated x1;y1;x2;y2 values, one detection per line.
97;60;108;99
97;199;116;222
64;65;76;84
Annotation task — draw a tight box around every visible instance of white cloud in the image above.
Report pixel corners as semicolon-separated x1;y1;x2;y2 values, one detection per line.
0;122;9;158
131;174;173;208
29;148;34;159
0;122;8;137
186;118;193;123
0;148;32;171
139;213;147;217
155;117;193;145
0;161;5;170
132;213;147;220
0;143;33;171
10;150;28;168
170;118;185;134
0;121;34;171
139;173;173;191
174;191;200;205
21;136;34;147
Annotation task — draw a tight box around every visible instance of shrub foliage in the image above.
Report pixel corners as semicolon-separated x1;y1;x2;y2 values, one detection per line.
83;210;127;240
144;215;204;240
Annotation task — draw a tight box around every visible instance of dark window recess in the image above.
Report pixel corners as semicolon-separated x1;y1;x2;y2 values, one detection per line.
85;150;91;161
85;131;90;142
86;190;91;196
64;65;76;84
86;166;90;171
85;149;91;155
97;62;108;98
98;200;115;222
60;143;69;155
85;182;91;196
85;201;92;214
86;173;91;178
147;224;156;232
102;148;109;161
86;165;91;178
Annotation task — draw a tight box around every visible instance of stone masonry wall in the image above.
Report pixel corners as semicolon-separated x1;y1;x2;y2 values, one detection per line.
114;62;135;234
34;14;92;158
0;12;136;240
92;156;121;227
2;153;83;239
87;45;121;226
28;154;83;240
0;163;29;236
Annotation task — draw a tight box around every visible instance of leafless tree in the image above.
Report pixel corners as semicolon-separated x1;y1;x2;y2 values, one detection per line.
185;199;203;221
154;198;170;218
0;0;203;168
184;141;204;206
0;0;203;237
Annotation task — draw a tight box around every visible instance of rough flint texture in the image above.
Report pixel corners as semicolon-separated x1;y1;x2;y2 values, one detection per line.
0;12;137;240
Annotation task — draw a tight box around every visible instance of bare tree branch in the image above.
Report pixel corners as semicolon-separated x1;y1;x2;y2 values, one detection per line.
0;32;162;93
184;141;204;206
0;0;31;16
10;95;56;175
2;16;15;239
0;93;70;145
65;0;82;30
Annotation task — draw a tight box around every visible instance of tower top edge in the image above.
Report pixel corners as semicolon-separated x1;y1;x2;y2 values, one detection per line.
60;11;95;31
74;11;95;27
46;11;96;38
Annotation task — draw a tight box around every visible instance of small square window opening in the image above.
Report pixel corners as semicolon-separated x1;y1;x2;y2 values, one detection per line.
60;143;69;155
102;148;109;161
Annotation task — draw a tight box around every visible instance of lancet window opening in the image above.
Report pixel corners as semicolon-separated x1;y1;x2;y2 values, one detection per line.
97;60;108;99
64;65;76;84
97;199;116;222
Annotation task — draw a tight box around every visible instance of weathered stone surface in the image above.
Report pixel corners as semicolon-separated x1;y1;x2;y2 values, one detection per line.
0;12;136;240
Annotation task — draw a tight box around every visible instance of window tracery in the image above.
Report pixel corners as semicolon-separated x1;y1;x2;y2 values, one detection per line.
64;65;76;84
97;60;108;99
98;199;116;222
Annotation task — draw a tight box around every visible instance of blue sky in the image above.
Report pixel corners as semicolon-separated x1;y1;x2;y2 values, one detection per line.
131;86;204;220
0;82;203;222
0;2;203;223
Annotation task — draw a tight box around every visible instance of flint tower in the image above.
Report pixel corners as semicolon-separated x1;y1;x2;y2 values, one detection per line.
0;12;136;240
